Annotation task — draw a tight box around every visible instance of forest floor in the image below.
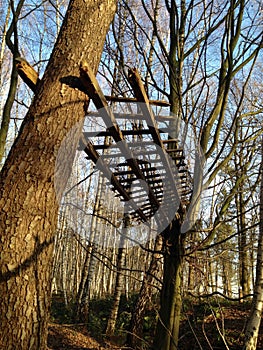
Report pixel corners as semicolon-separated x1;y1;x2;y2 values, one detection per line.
48;323;124;350
47;298;263;350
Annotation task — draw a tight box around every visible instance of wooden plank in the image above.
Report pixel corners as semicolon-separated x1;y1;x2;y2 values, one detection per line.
93;144;110;150
83;129;152;138
87;111;177;121
164;148;183;153
162;139;178;144
104;94;170;107
115;169;134;176
116;160;149;167
128;68;163;146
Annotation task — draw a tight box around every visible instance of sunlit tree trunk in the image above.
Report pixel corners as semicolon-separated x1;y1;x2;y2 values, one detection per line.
238;191;250;297
235;141;250;299
0;0;116;348
243;137;263;350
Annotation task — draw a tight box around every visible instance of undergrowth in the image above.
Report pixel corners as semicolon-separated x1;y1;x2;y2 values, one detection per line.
50;293;256;349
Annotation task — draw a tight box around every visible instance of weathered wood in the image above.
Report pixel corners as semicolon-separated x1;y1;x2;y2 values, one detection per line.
80;62;166;215
15;57;40;93
83;129;152;138
81;138;149;222
87;111;176;121
128;69;180;196
104;94;170;107
79;62;192;226
162;139;178;144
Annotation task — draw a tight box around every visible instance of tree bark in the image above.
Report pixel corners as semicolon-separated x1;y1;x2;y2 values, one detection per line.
243;137;263;350
0;0;116;349
152;218;184;350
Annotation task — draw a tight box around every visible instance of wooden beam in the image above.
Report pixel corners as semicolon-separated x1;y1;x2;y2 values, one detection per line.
82;128;152;139
15;57;40;93
87;111;177;121
104;94;170;107
128;68;181;202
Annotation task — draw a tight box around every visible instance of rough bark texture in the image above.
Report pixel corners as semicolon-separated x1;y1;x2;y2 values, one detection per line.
152;218;184;350
0;0;116;349
243;137;263;350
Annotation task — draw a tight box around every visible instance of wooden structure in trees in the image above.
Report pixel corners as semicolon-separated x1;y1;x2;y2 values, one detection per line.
13;56;193;227
79;62;192;227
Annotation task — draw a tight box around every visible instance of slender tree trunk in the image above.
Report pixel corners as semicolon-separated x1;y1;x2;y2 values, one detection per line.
237;190;250;298
106;215;129;337
0;0;116;348
127;234;163;348
221;255;232;298
0;4;11;92
152;218;184;350
75;173;103;320
235;144;250;298
243;137;263;350
0;0;24;164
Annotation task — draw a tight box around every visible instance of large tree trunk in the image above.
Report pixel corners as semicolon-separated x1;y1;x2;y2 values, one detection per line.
243;137;263;350
0;0;116;349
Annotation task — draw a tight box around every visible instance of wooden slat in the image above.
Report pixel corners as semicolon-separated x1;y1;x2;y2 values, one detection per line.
104;94;170;107
83;129;152;138
87;111;177;121
162;139;178;144
81;137;149;222
128;68;164;146
165;148;183;153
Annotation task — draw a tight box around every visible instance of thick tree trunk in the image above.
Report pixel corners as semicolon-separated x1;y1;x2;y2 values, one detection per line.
0;0;116;349
152;219;184;350
243;137;263;350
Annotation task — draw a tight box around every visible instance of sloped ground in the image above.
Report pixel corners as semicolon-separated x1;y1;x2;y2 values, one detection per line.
48;323;104;349
48;323;124;350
